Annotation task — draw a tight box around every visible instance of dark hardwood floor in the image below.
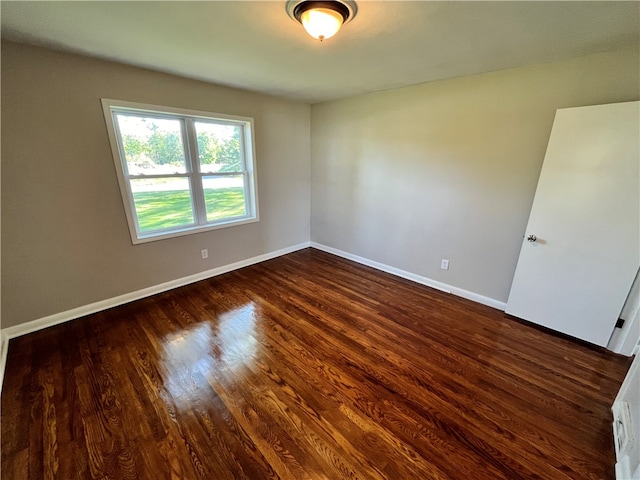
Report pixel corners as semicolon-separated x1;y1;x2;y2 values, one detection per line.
1;248;631;479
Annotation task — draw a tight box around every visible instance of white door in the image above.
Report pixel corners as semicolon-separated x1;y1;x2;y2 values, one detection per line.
506;101;640;347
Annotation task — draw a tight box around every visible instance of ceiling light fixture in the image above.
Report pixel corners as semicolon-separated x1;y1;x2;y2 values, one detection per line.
286;0;357;41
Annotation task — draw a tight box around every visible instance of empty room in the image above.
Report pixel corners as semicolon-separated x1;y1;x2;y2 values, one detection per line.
1;1;640;479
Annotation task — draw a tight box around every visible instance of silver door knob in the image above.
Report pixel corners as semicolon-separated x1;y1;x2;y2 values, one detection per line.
527;234;537;242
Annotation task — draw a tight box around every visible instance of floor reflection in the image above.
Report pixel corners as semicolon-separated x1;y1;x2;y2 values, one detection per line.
160;302;258;409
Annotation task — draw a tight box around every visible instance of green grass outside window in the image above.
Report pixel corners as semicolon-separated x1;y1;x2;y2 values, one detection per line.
133;187;246;232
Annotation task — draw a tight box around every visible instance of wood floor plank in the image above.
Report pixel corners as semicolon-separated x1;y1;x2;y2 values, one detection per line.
1;248;631;479
232;264;593;477
231;274;544;479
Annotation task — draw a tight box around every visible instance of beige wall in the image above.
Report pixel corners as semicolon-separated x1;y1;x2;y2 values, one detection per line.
1;42;311;328
310;47;640;304
3;42;638;330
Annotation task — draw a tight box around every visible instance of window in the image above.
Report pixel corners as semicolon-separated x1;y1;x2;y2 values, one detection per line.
102;99;258;244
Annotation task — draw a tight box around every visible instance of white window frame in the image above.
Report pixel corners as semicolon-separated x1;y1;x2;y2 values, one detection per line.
101;99;259;244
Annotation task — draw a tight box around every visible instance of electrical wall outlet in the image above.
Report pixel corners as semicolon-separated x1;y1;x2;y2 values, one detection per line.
201;249;208;259
441;259;449;270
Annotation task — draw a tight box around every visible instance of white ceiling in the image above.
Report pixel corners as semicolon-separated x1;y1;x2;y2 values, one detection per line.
2;1;639;104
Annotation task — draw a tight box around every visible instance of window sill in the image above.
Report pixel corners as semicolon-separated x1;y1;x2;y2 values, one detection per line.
131;216;259;245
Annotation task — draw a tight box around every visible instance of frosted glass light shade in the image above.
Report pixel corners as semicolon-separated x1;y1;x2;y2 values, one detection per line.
286;0;357;42
300;7;344;41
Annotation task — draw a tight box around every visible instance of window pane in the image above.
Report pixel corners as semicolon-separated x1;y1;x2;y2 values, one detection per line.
131;178;195;232
195;121;243;173
116;114;187;175
203;176;247;222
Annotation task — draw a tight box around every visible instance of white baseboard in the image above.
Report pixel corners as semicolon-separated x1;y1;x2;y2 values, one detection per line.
1;240;507;392
0;242;308;393
310;242;507;311
0;330;9;394
1;242;311;342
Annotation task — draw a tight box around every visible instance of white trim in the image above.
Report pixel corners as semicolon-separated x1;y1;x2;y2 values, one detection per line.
0;330;9;394
0;240;506;391
101;98;256;124
1;242;310;341
612;353;640;479
310;242;507;311
609;307;640;357
100;98;259;245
